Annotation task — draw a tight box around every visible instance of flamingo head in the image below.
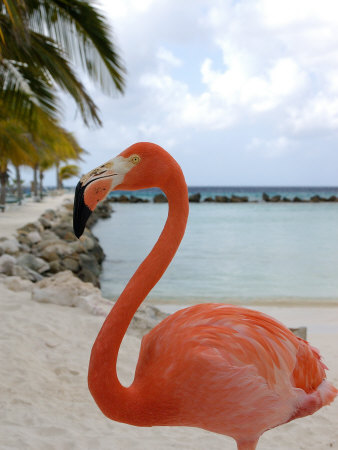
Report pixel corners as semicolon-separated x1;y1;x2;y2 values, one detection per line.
73;142;174;238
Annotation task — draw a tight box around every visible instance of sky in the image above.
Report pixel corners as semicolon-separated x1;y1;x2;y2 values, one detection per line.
39;0;338;187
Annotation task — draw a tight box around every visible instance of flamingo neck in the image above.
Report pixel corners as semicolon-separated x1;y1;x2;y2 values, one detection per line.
88;164;189;424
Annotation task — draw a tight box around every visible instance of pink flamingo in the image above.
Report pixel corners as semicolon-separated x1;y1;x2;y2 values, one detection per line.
73;142;337;450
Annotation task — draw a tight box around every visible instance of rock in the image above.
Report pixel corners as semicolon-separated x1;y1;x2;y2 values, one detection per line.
289;327;307;340
270;195;281;202
17;253;50;274
78;268;100;287
86;199;113;228
41;209;57;221
293;196;303;202
215;195;229;203
129;195;139;203
39;216;53;229
35;238;65;253
52;223;77;242
130;304;168;337
153;193;168;203
262;192;270;202
0;238;20;255
189;193;201;203
119;195;130;203
129;195;149;203
40;242;74;262
0;254;17;274
89;243;105;264
17;222;43;234
40;230;59;241
16;232;31;247
327;195;337;202
3;200;106;287
61;201;74;211
0;256;44;281
62;257;80;272
231;195;248;203
79;253;101;277
31;271;110;315
310;195;322;202
49;260;63;273
1;275;33;292
96;201;113;218
69;240;86;254
78;235;95;251
27;231;42;244
282;197;291;202
11;264;43;282
204;197;214;202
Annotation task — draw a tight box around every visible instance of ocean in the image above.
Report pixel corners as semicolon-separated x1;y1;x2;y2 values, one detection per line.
93;187;338;306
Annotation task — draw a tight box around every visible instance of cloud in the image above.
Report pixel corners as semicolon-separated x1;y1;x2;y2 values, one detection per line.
48;0;338;187
247;136;293;158
157;47;182;67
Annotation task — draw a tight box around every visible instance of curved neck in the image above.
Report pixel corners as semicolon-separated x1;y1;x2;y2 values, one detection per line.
88;164;189;424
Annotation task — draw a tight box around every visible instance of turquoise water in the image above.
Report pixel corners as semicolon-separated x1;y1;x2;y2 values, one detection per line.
93;200;338;305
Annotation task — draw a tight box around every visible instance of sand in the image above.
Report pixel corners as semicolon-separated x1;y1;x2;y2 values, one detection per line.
1;279;337;450
0;193;73;239
0;197;337;449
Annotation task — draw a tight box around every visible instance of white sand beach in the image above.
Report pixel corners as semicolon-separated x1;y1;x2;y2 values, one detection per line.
0;193;73;239
0;197;337;449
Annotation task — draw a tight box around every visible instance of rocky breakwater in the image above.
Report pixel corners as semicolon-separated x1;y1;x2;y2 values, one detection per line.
0;199;112;287
262;193;338;203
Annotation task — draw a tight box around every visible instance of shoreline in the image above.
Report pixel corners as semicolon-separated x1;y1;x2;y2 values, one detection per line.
0;192;74;239
142;297;338;309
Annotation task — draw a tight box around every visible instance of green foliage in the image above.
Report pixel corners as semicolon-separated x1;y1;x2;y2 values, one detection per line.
0;0;125;126
59;163;80;181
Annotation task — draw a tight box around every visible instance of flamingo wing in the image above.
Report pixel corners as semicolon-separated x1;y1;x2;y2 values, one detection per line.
133;303;337;437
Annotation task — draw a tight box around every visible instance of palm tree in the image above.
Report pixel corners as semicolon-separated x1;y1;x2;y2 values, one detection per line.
59;164;80;188
0;119;36;204
24;114;85;195
0;0;125;125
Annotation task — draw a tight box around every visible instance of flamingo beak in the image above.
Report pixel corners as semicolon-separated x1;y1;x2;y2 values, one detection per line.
73;166;115;239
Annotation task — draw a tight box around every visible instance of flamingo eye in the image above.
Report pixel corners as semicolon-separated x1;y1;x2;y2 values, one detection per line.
129;154;141;165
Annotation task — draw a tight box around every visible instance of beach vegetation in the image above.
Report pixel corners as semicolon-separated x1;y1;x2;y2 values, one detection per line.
0;118;36;204
0;113;85;203
59;164;80;188
0;0;125;126
0;0;124;205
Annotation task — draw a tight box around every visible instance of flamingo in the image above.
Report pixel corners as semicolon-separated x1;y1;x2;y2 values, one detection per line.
73;142;337;450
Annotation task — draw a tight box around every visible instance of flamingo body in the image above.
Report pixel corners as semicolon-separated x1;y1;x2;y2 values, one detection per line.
73;142;337;449
134;303;336;440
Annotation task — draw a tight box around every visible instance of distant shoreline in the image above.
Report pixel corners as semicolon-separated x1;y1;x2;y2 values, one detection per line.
105;186;338;204
99;295;338;309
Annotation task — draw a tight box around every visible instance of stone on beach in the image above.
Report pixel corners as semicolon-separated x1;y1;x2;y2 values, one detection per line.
31;270;110;315
16;253;50;274
0;238;20;255
189;193;201;203
153;193;168;203
0;197;110;288
231;194;248;203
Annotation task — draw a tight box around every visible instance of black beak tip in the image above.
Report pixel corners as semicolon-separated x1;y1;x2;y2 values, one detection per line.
73;181;92;239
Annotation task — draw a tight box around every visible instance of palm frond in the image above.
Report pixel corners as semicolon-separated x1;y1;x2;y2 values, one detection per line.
26;0;125;94
0;58;58;122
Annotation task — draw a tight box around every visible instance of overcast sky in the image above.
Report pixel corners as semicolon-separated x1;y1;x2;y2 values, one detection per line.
40;0;338;187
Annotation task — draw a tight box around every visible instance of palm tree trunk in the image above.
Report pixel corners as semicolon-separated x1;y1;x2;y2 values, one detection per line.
39;167;44;200
33;164;38;197
0;169;7;205
15;165;23;205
